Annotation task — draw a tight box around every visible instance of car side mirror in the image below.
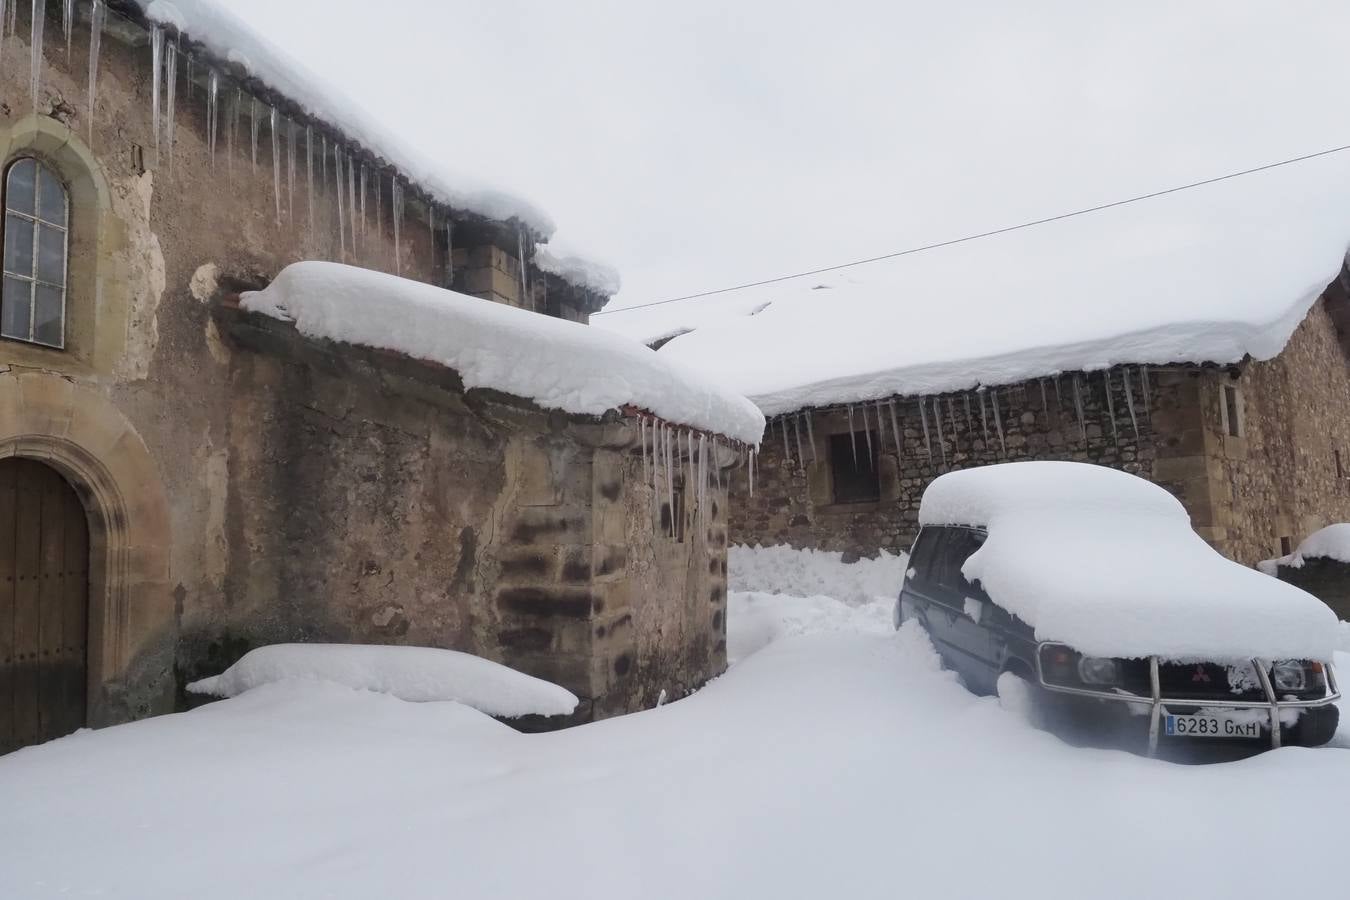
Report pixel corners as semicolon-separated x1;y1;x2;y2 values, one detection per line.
963;597;983;624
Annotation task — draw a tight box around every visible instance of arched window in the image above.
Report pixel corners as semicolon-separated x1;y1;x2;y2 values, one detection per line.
1;157;69;349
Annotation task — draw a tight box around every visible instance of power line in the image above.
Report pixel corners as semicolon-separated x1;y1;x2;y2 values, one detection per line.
593;142;1350;316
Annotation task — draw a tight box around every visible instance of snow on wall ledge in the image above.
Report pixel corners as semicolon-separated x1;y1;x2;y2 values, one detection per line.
918;462;1340;662
533;245;622;298
240;262;765;444
657;154;1350;416
139;1;555;236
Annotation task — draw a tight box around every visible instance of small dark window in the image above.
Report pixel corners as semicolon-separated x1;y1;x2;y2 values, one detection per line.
828;431;880;504
1222;385;1241;438
1280;536;1292;556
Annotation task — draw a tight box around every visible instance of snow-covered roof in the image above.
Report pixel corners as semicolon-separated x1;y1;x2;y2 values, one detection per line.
1258;523;1350;575
918;462;1339;661
240;262;765;445
657;153;1350;416
533;244;622;298
187;643;579;718
138;0;616;295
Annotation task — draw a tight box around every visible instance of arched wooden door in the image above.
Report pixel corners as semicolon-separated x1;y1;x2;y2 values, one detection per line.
0;458;88;753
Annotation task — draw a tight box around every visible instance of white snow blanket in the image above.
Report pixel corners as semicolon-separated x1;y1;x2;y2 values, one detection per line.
2;623;1349;899
657;155;1350;415
241;262;764;445
1258;523;1350;574
919;461;1339;661
187;644;578;718
728;544;908;606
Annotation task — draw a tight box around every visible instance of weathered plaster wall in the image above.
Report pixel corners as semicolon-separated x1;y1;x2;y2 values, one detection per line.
1202;296;1350;566
730;367;1198;558
199;309;727;720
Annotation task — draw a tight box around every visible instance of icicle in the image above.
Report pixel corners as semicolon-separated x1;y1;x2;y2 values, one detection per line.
667;427;676;530
305;126;315;235
860;403;874;468
1072;375;1087;442
688;431;696;490
250;97;261;172
320;136;327;200
963;393;973;433
62;0;72;58
445;218;454;284
947;398;959;453
888;400;903;457
86;0;105;144
932;398;946;464
335;151;346;258
1139;366;1152;420
186;57;193;101
164;39;178;175
1040;378;1049;414
991;389;1006;455
286;119;297;222
780;417;790;464
979;390;989;444
349;159;358;253
516;227;529;309
269;108;281;224
30;0;46;111
793;416;805;464
1122;367;1140;440
804;411;817;461
375;168;383;236
149;26;163;161
748;447;755;499
919;398;932;458
227;88;239;178
206;70;219;165
1054;376;1064;413
698;434;707;528
1103;371;1118;444
427;206;436;268
847;405;858;469
392;178;405;275
872;402;886;454
360;165;368;240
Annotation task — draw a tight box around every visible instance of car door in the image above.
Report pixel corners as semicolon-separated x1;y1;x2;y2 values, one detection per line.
928;527;1001;695
897;526;944;633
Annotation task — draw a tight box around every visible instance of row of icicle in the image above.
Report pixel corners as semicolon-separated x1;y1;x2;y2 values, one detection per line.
769;366;1154;469
5;0;537;285
637;417;755;538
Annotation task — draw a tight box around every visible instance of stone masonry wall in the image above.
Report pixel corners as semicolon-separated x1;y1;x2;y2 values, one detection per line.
207;308;727;722
1201;296;1350;566
731;366;1206;558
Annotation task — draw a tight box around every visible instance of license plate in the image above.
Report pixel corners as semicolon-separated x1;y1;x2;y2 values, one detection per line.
1164;713;1262;739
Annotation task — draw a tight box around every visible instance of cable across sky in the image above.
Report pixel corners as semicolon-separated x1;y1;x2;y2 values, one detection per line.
592;142;1350;317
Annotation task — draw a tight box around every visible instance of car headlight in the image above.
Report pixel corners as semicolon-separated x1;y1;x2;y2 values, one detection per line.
1271;660;1307;692
1077;656;1121;685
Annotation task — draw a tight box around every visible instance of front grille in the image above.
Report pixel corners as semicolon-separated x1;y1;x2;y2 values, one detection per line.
1156;662;1267;701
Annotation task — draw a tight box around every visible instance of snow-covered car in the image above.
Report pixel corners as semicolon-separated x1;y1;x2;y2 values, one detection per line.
896;461;1342;754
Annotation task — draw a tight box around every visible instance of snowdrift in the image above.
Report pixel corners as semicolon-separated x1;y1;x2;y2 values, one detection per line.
187;643;579;718
918;462;1339;661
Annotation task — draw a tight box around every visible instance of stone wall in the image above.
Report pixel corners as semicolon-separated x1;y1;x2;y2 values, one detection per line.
731;366;1202;557
0;4;614;729
205;306;727;721
1202;295;1350;566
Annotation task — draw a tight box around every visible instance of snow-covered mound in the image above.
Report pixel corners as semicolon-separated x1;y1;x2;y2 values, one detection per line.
187;643;579;718
919;461;1340;661
728;544;908;607
241;262;765;444
727;591;894;664
1258;523;1350;574
658;155;1350;415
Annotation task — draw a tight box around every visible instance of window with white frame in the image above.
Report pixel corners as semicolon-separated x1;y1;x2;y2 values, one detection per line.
1;157;69;348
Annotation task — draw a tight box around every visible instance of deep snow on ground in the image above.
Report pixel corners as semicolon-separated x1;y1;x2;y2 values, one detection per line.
2;549;1349;899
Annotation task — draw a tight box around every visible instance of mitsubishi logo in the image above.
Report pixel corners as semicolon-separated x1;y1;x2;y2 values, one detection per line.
1191;665;1212;683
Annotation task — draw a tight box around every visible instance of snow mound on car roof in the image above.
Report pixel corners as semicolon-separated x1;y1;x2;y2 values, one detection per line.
918;462;1338;661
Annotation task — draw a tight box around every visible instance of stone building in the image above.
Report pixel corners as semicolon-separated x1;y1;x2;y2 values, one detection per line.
0;1;760;753
648;181;1350;570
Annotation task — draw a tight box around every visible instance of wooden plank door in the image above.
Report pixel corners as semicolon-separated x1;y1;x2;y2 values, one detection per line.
0;458;88;754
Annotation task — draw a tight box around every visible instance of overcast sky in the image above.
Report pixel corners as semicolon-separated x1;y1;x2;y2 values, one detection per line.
227;0;1350;320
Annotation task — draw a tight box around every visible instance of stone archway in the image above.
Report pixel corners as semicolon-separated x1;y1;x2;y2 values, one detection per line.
0;373;174;729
